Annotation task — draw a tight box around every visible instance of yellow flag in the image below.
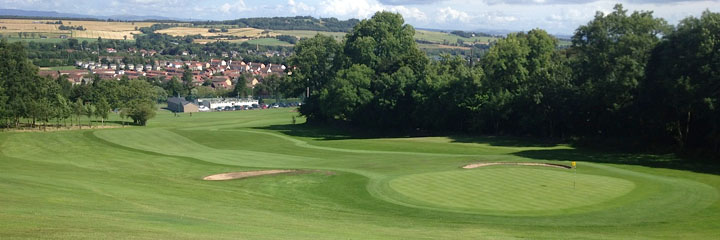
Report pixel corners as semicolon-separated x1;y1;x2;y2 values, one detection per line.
571;161;576;168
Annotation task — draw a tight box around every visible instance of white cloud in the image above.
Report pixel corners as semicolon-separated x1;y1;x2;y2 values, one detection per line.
437;7;471;23
288;0;315;14
220;0;248;14
319;0;384;18
388;5;428;22
318;0;427;22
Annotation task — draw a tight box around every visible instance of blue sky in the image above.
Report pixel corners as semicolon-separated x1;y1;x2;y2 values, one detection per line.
2;0;719;34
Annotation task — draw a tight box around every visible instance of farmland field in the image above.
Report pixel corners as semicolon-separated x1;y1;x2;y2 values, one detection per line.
415;29;496;44
0;19;154;40
245;38;293;46
156;27;267;38
1;109;719;239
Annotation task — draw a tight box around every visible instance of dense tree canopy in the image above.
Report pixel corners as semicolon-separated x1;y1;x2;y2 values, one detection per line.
283;6;719;159
641;10;720;154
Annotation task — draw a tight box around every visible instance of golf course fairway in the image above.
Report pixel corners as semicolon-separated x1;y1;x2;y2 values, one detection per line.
1;109;719;239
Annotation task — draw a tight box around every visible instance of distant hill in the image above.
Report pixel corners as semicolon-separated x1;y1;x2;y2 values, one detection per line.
0;9;96;19
0;8;193;21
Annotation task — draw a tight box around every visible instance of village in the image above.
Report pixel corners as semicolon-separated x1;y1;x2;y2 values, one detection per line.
38;47;290;91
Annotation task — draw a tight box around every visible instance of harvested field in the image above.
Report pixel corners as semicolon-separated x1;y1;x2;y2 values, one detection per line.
156;27;267;38
0;19;153;40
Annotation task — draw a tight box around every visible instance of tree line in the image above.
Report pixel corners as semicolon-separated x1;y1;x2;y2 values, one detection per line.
0;39;158;129
283;6;720;159
200;16;360;32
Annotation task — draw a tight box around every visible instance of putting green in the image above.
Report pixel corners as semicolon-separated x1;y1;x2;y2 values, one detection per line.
388;167;635;213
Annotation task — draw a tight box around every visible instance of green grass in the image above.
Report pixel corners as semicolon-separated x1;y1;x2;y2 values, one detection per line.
39;66;78;71
389;167;636;213
245;38;294;46
415;30;497;44
1;108;719;239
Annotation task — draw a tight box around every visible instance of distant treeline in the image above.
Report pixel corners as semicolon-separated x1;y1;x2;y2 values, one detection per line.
283;6;720;159
450;30;493;38
196;16;360;32
58;25;84;30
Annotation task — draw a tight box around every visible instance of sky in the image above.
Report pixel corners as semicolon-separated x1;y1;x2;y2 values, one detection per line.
2;0;719;34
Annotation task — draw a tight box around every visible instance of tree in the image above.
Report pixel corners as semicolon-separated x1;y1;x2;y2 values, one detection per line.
319;64;374;121
54;94;71;128
284;34;343;121
641;10;720;155
477;33;530;133
284;34;342;97
123;101;156;126
121;79;157;126
73;98;84;128
94;97;110;126
414;55;483;131
165;77;184;97
182;67;194;95
230;75;250;98
84;103;95;128
0;40;38;127
342;11;428;128
570;4;669;136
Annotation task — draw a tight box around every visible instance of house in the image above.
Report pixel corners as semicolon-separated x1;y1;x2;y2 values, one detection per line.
211;76;232;89
210;59;227;67
106;48;117;53
167;97;199;113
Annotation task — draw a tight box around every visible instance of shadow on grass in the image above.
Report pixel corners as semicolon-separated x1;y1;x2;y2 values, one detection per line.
515;148;720;175
253;123;391;140
449;135;561;147
255;123;719;174
254;123;562;147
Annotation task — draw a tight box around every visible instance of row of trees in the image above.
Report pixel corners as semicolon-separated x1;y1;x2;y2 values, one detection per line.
0;39;158;128
284;6;719;158
204;16;360;32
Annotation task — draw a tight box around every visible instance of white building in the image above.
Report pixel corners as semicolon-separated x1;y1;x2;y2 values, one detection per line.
197;98;259;110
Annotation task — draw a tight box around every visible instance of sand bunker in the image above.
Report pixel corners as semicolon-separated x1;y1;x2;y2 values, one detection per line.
203;170;298;181
462;162;572;169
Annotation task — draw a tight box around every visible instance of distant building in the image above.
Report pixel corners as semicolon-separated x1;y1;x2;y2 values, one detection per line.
197;98;258;110
167;97;199;113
